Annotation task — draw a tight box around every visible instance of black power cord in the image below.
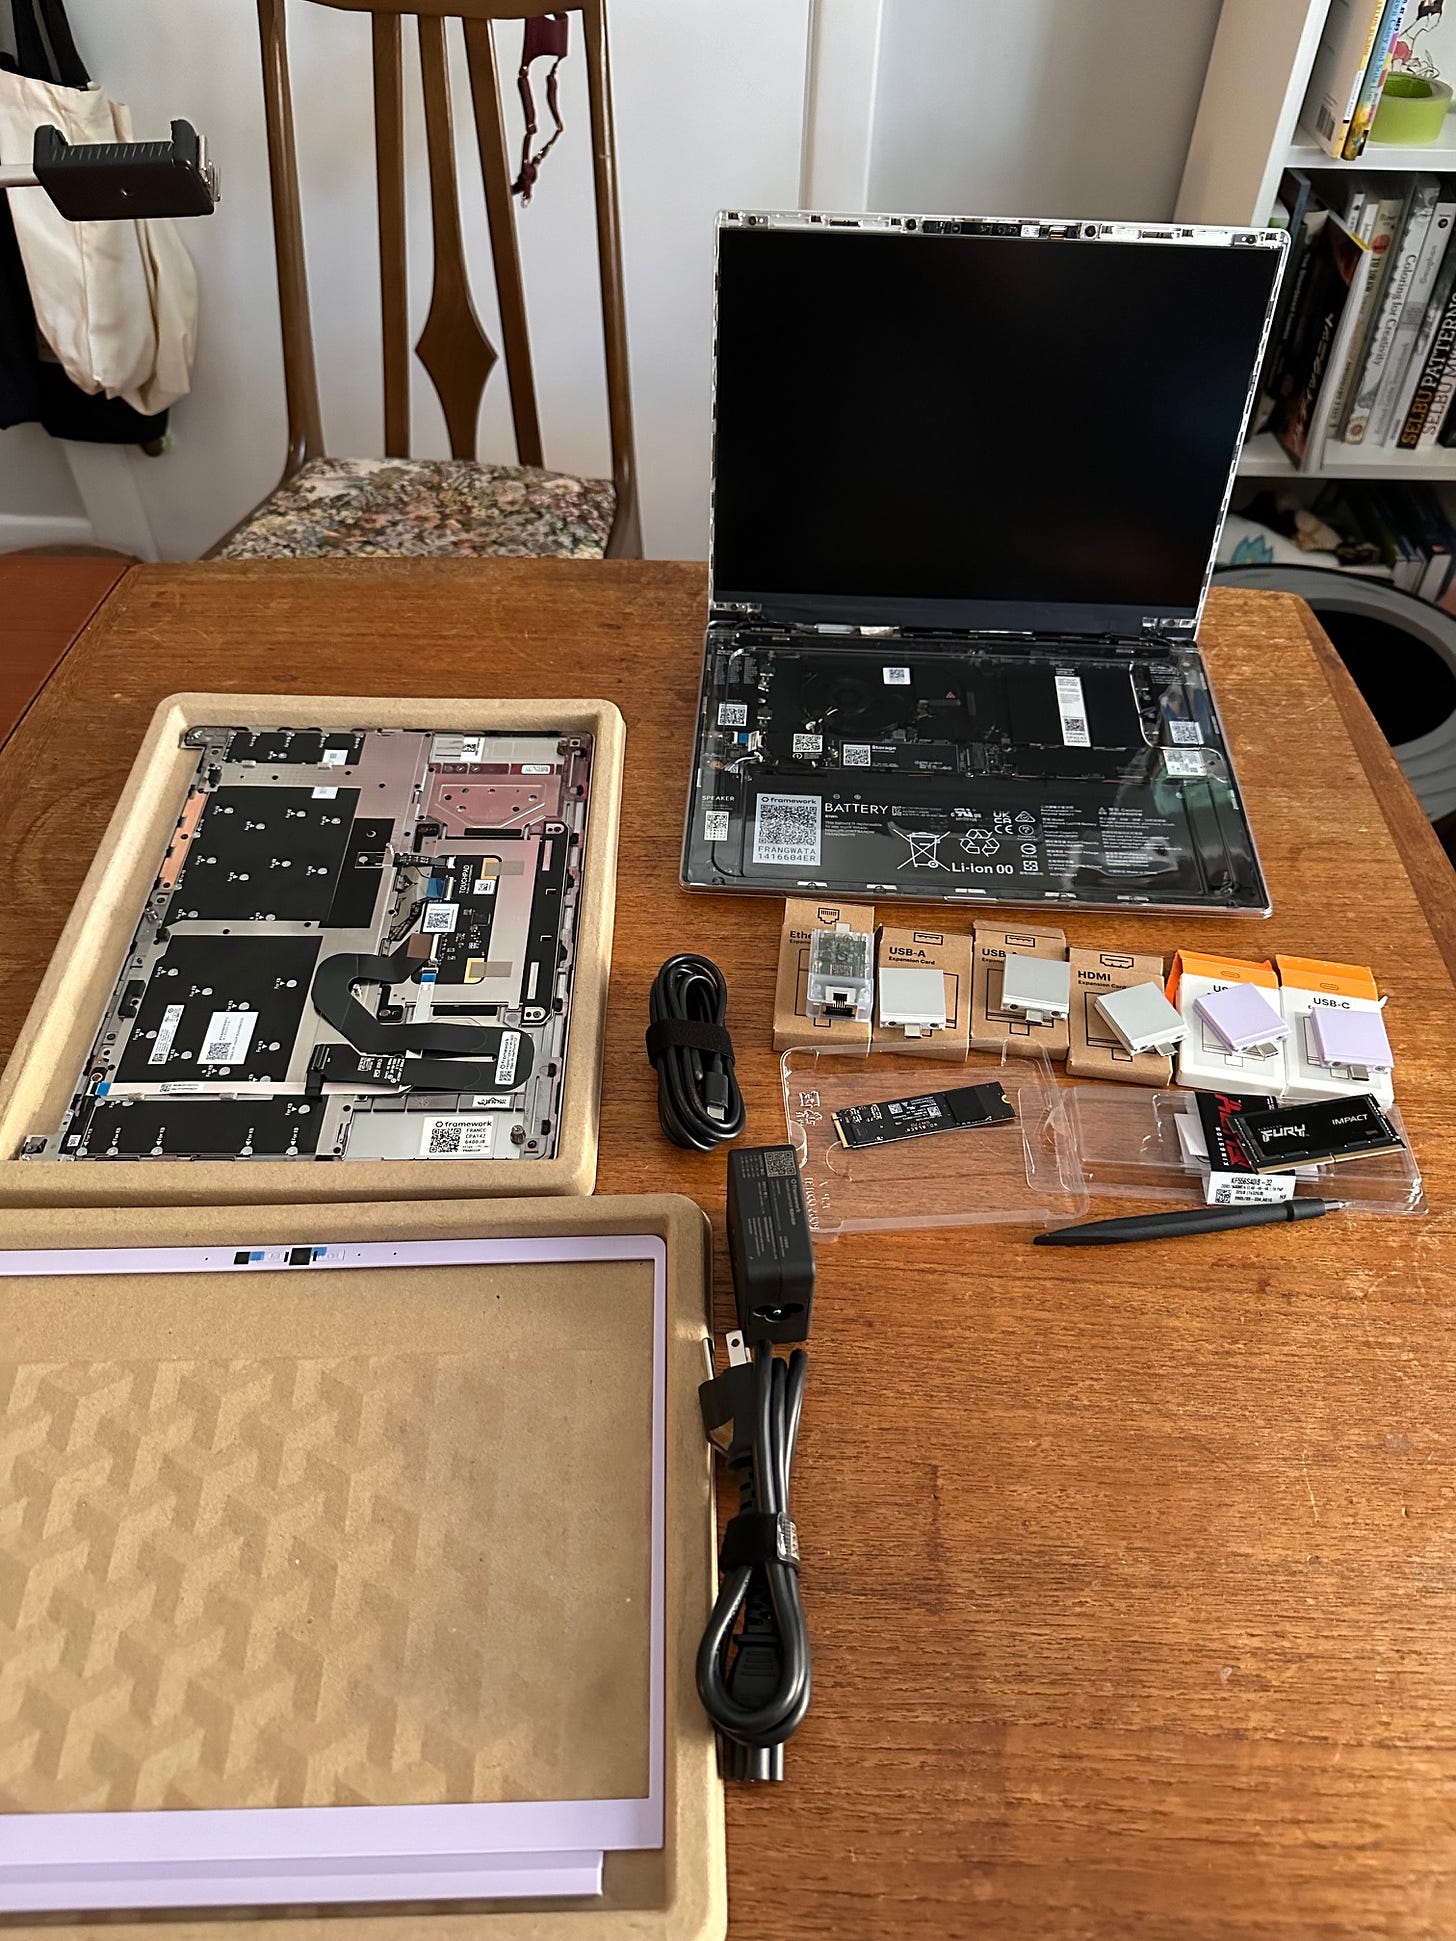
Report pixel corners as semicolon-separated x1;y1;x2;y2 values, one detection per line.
696;1146;817;1781
697;1336;811;1781
645;953;745;1151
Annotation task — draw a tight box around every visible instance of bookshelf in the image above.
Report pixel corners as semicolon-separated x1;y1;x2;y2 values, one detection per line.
1285;129;1456;171
1178;0;1456;485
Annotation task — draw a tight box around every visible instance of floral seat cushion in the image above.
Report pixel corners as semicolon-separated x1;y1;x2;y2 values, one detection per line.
217;457;615;560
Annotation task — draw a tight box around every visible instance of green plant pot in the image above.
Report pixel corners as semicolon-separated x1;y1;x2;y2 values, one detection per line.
1371;72;1453;145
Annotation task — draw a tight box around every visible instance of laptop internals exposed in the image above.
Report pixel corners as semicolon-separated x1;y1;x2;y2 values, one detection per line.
681;212;1287;914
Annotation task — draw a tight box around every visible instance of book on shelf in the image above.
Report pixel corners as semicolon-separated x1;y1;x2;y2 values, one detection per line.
1254;173;1320;432
1368;190;1456;445
1369;491;1426;590
1324;180;1406;440
1343;175;1440;447
1397;248;1456;447
1225;484;1456;601
1270;212;1372;471
1269;170;1315;346
1419;344;1456;447
1302;0;1399;158
1387;481;1456;598
1343;0;1408;158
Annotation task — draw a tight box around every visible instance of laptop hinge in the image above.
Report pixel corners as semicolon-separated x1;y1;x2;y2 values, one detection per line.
707;611;1191;654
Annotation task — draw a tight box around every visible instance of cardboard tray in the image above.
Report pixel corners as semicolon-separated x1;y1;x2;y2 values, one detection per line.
0;1191;725;1941
0;694;624;1208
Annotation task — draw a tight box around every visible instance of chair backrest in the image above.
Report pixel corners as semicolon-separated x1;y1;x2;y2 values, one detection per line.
255;0;638;554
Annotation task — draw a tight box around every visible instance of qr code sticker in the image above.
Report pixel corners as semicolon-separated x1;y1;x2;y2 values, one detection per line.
883;666;910;685
421;1115;494;1157
752;792;822;867
718;702;749;728
200;1009;257;1066
792;733;823;758
764;1149;796;1177
842;744;871;768
1170;720;1204;745
1054;673;1090;749
1162;748;1209;778
704;810;730;843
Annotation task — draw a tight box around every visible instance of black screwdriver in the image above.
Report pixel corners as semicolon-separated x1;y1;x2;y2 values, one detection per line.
1034;1198;1348;1247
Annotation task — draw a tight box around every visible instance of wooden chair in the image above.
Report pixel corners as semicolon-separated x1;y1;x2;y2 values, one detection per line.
216;0;639;560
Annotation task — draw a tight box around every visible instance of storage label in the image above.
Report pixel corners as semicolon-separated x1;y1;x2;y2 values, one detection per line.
202;1010;258;1066
1054;673;1091;748
148;1003;185;1065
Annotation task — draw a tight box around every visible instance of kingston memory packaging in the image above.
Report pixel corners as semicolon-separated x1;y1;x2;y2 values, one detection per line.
833;1080;1014;1150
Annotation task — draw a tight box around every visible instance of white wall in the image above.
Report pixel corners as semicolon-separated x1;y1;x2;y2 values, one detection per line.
4;0;1234;559
868;0;1223;220
0;422;85;518
46;0;810;561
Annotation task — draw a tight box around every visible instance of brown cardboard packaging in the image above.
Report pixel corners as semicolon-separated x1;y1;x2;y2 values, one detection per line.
0;1192;724;1941
1066;947;1173;1086
871;924;971;1059
773;897;876;1051
969;922;1069;1059
0;694;624;1208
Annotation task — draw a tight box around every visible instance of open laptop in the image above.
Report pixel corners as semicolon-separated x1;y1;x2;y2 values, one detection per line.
681;212;1287;913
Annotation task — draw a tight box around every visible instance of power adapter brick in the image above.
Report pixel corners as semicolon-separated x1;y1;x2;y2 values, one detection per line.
726;1145;815;1345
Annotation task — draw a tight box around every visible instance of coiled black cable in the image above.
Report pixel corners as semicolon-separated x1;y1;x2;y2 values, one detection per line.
696;1341;811;1781
645;953;745;1151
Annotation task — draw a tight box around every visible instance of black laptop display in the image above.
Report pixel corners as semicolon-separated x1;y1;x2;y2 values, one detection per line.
681;212;1287;913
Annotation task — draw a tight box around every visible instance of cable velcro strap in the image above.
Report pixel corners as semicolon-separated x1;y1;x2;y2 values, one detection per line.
648;953;745;1151
720;1510;800;1572
644;1016;735;1064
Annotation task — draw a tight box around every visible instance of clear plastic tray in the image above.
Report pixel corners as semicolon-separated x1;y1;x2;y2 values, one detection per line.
1067;1085;1427;1217
781;1044;1089;1236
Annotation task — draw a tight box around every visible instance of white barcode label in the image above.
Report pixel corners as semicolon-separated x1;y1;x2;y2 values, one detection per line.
421;1115;495;1158
148;1003;185;1065
1169;720;1204;745
752;792;822;867
495;1029;522;1087
470;1094;513;1109
842;744;871;768
718;702;749;728
883;666;910;685
202;1010;257;1066
158;1081;204;1095
1315;101;1335;141
1163;748;1209;777
322;747;348;767
430;733;486;763
1054;674;1091;748
792;733;823;758
311;785;338;798
704;810;730;843
474;875;497;895
1205;1170;1296;1206
519;763;552;774
422;902;458;933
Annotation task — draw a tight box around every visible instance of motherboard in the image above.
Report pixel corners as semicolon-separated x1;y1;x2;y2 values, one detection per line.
682;633;1267;912
25;725;595;1163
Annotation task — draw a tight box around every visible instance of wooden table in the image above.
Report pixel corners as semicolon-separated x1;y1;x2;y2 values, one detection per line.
0;555;131;751
1;562;1455;1940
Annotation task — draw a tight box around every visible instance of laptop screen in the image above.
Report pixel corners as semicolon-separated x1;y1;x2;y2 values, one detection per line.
710;220;1282;633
